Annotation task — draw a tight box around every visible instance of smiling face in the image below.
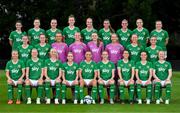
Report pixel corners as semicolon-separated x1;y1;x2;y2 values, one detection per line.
140;52;147;61
102;51;108;60
68;17;75;26
103;20;110;29
86;18;93;28
55;33;63;42
131;34;138;44
85;51;92;61
51;19;57;29
150;36;157;45
15;22;22;31
91;33;98;41
156;21;162;30
50;48;58;59
136;19;143;28
74;32;81;41
121;19;128;29
39;34;46;43
31;49;38;58
111;34;118;43
22;36;29;44
34;19;40;28
158;51;165;60
67;52;74;62
123;50;129;59
11;50;19;60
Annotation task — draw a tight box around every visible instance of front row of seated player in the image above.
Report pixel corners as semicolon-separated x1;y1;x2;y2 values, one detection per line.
5;49;172;105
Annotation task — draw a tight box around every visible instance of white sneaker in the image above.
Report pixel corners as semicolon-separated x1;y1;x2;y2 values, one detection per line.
54;98;59;104
156;100;160;104
165;100;169;104
138;99;142;104
110;99;114;104
74;99;78;104
62;99;66;104
46;98;51;104
146;99;150;104
27;98;31;104
36;98;41;104
92;100;96;104
80;100;84;104
100;99;104;104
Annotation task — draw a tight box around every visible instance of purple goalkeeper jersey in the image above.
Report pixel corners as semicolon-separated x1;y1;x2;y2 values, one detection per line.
51;42;68;63
105;43;124;64
69;42;87;64
87;41;104;63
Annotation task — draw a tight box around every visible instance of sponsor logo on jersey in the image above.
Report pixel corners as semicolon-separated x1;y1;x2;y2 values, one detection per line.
39;52;46;56
16;38;22;42
22;53;28;58
67;70;74;75
122;68;129;72
111;50;118;54
103;36;110;40
102;69;110;73
140;70;148;74
85;68;92;73
131;51;138;55
121;37;127;41
50;36;55;40
11;69;19;73
34;35;39;40
150;54;157;58
92;48;99;53
157;36;162;41
138;36;144;40
74;49;81;53
32;67;39;71
158;67;165;72
49;66;57;71
85;36;91;40
68;34;74;38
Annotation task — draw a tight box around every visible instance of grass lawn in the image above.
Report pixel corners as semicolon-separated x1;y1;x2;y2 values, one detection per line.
0;70;180;113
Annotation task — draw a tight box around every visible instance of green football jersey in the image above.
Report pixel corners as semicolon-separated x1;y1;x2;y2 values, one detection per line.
35;43;51;60
62;26;80;46
116;29;132;48
145;46;162;63
98;28;111;47
79;61;97;79
126;44;143;62
9;31;27;50
17;45;33;64
28;28;45;46
98;61;115;80
46;28;62;45
132;28;149;49
81;28;97;44
154;61;172;80
26;58;44;80
117;60;135;81
62;62;79;81
45;59;62;80
135;61;152;81
5;60;25;81
150;29;169;50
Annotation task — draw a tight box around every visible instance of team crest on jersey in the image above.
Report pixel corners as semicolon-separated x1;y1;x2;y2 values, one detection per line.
127;33;130;36
18;65;21;68
38;63;41;66
108;64;111;68
165;64;168;67
129;64;131;67
46;48;49;51
162;33;164;36
91;65;94;68
143;32;145;35
73;66;76;69
147;66;150;68
56;63;59;67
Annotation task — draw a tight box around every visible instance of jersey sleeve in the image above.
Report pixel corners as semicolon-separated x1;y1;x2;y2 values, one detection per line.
20;60;25;69
165;30;169;39
167;62;172;70
9;32;13;40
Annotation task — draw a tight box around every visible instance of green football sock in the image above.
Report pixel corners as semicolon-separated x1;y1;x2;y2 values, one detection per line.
155;82;161;100
137;84;142;100
37;85;43;98
55;83;61;99
98;84;104;99
147;84;152;100
79;87;84;100
165;84;171;100
91;86;97;100
45;82;50;98
25;85;31;98
17;84;22;100
110;84;115;100
129;84;134;101
74;85;79;100
61;84;66;99
8;84;13;100
119;85;125;100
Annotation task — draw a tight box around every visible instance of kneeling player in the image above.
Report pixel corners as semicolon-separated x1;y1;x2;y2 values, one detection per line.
25;48;44;104
44;49;62;104
6;50;25;104
61;52;79;104
153;51;172;104
135;51;153;104
79;51;98;104
98;51;115;104
117;50;135;104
